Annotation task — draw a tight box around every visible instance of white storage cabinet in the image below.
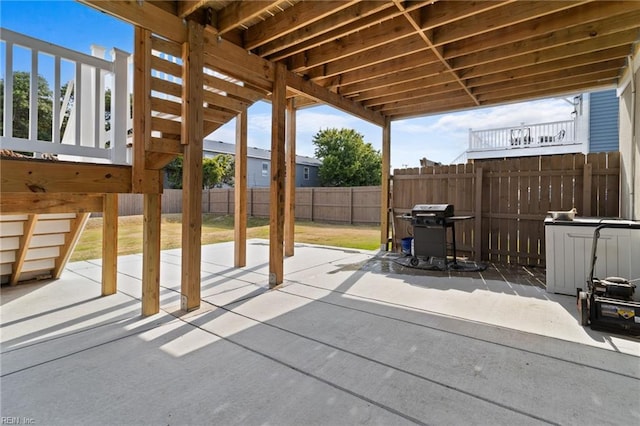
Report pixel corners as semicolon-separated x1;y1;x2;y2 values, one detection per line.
544;218;640;299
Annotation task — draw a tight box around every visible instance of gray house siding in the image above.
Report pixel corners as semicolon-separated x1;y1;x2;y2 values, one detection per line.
589;90;619;152
296;163;320;187
202;140;321;188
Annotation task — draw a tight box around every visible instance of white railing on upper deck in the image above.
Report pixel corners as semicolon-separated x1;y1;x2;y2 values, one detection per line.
468;120;579;153
1;28;130;164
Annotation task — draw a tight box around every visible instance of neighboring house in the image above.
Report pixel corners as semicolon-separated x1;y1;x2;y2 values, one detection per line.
463;89;620;162
588;89;619;153
203;140;321;187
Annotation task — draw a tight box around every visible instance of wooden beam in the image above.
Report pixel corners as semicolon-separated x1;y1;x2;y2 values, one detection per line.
380;120;391;249
284;99;296;257
10;214;38;285
286;71;386;127
202;28;274;92
142;193;161;316
234;110;248;268
53;213;90;279
181;20;204;312
0;193;103;214
0;158;133;194
80;0;187;43
200;25;384;127
269;63;287;288
101;193;118;296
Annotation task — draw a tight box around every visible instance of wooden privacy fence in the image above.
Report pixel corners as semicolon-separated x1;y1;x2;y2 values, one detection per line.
205;186;380;224
105;187;381;225
392;152;620;266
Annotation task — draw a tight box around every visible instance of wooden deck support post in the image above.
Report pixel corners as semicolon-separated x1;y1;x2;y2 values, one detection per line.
180;20;204;311
269;63;287;287
380;119;391;250
134;26;162;316
101;193;118;295
234;110;248;268
285;99;296;257
142;193;161;316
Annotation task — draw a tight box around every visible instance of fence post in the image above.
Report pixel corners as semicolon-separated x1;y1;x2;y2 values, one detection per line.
583;162;592;216
310;188;314;222
349;187;354;224
474;167;483;261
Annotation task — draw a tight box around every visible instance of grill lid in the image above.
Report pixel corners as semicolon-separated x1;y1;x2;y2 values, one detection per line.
411;204;454;217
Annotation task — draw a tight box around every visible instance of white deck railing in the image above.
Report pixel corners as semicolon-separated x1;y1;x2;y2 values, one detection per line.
468;120;579;153
1;28;130;164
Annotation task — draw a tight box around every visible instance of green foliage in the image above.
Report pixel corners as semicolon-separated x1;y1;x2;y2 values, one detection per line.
0;71;53;141
164;154;235;189
0;73;112;146
312;128;382;187
165;156;184;189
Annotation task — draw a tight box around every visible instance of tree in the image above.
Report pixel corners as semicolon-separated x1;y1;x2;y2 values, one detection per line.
0;72;112;145
164;154;235;189
0;71;53;141
165;156;184;189
312;128;382;187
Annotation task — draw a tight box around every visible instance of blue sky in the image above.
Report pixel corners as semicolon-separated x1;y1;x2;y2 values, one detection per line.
1;0;577;168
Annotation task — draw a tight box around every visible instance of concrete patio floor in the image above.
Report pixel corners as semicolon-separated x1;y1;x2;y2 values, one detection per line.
1;239;639;425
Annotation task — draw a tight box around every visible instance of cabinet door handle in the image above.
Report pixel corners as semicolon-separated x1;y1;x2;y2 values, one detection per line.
567;233;611;239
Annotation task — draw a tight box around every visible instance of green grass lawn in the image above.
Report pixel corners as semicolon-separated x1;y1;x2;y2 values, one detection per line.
71;214;381;261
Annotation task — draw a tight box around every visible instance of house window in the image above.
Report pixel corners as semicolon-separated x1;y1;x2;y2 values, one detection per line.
262;162;269;176
303;167;310;180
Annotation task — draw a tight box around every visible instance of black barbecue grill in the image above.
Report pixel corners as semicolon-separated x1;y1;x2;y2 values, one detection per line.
407;204;473;266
